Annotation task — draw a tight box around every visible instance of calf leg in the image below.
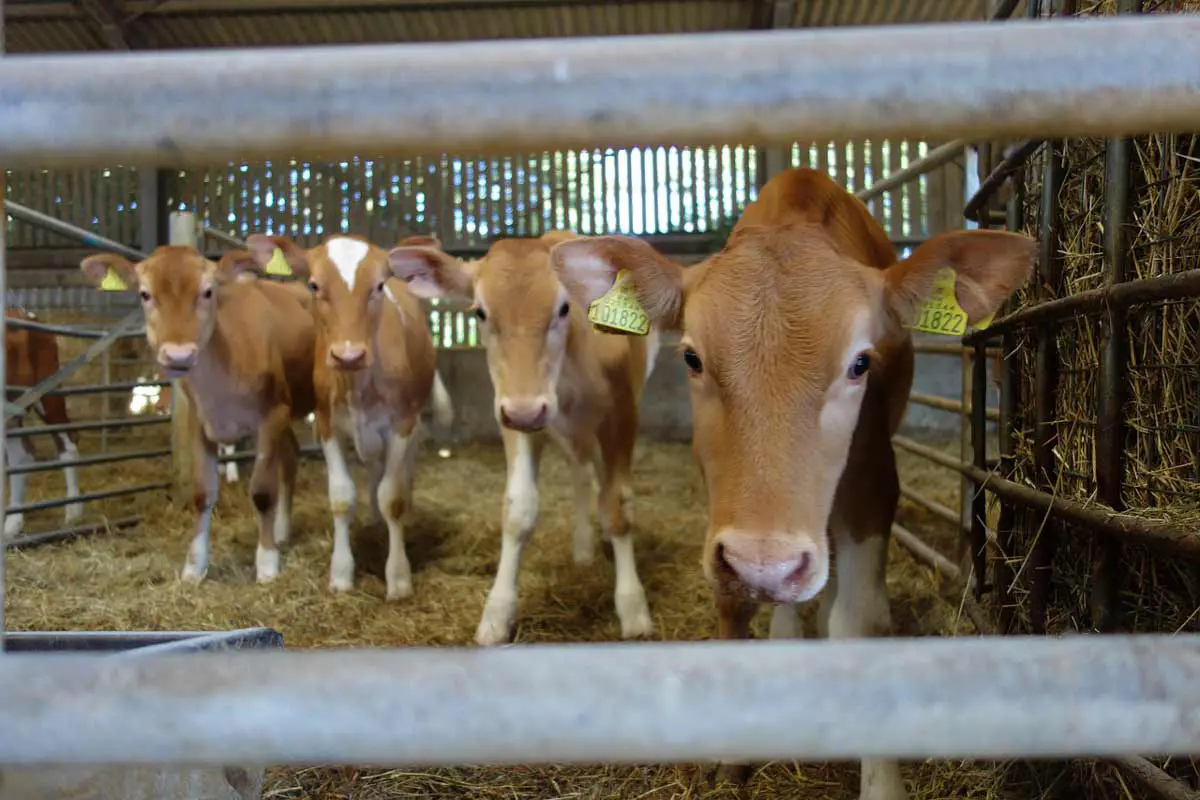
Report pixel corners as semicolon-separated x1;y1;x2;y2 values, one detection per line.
712;595;759;785
597;427;652;640
476;429;544;646
322;432;357;593
568;446;596;567
273;427;299;546
249;405;292;584
3;436;32;539
54;433;83;525
222;443;240;484
366;456;385;528
182;431;220;584
378;425;418;601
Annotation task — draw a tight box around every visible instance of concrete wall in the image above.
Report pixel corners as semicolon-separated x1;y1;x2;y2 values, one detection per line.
430;331;993;445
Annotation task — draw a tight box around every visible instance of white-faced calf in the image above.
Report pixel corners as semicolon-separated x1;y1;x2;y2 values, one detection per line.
80;246;318;584
389;231;659;646
550;168;1034;800
241;233;453;601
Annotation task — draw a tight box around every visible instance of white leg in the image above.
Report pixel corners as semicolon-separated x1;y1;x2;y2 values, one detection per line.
57;434;83;525
610;532;653;639
273;477;292;545
323;436;357;593
222;444;239;483
477;432;539;646
829;530;908;800
769;604;799;639
570;456;595;566
367;457;385;528
181;446;219;584
3;438;31;539
378;431;415;601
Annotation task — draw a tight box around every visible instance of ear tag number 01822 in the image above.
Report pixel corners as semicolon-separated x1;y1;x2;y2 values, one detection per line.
264;248;293;277
587;270;650;336
99;266;129;292
910;267;996;337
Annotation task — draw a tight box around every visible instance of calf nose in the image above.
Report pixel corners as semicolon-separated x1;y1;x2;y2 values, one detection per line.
329;342;367;370
158;343;198;371
499;398;549;432
712;530;821;604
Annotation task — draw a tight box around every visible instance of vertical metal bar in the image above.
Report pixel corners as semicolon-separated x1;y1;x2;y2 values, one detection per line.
1028;138;1066;636
970;343;990;600
958;142;981;583
1092;0;1142;634
995;159;1026;635
100;348;112;453
1;0;8;651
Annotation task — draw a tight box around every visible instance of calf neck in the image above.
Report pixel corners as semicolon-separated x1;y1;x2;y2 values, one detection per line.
551;168;1034;799
81;246;317;584
390;232;658;645
244;233;452;601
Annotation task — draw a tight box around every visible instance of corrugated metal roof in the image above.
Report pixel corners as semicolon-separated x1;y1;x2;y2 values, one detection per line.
5;0;1021;55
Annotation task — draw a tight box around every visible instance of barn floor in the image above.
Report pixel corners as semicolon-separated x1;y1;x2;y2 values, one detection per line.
4;429;1050;799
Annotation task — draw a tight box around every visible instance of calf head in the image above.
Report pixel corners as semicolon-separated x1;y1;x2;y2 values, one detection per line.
549;168;1034;606
389;231;582;433
241;234;397;372
80;246;251;377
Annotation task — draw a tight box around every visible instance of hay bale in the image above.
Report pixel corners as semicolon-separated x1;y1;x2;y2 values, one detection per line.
994;1;1200;794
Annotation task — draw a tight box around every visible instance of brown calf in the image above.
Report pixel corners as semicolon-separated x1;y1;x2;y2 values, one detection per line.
3;308;83;538
80;246;318;584
240;233;452;600
152;382;243;483
549;168;1034;799
389;231;658;645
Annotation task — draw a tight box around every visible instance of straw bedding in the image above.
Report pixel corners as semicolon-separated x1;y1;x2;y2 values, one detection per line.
4;307;1068;798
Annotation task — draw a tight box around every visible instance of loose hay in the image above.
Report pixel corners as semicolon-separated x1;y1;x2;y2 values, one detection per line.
6;414;1045;798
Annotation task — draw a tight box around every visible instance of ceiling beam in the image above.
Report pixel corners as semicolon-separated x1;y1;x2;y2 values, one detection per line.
72;0;140;49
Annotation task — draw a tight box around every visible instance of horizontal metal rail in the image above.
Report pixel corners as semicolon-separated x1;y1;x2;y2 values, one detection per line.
5;201;143;262
1;17;1199;165
6;447;170;476
891;435;1200;554
899;484;963;530
217;443;322;465
891;523;960;582
857;140;966;203
2;315;145;340
202;227;246;249
7;380;171;398
5;481;169;516
965;268;1200;344
909;391;1000;423
962;139;1046;223
5;516;141;551
6;416;170;439
1;635;1199;764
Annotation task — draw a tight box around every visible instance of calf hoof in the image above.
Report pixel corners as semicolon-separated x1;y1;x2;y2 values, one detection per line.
616;593;654;640
475;605;516;646
255;546;281;584
180;562;207;584
386;580;413;602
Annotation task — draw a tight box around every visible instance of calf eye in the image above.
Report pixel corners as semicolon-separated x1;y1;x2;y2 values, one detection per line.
475;307;488;322
376;280;386;294
201;287;213;300
557;301;570;318
139;290;151;303
307;280;319;293
848;352;871;380
682;348;703;375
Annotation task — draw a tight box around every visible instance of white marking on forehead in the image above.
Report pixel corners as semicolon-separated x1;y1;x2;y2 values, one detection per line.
327;237;370;290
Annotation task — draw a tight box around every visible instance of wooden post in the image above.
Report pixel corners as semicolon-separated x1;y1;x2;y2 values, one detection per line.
168;211;197;508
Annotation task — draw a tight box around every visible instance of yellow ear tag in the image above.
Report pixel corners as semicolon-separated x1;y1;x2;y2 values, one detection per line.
99;266;128;292
264;248;293;277
587;270;650;336
910;268;994;337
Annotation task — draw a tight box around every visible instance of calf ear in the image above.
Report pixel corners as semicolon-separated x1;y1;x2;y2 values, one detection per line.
216;249;261;281
387;245;475;300
396;234;442;249
80;253;139;291
245;234;310;279
884;230;1035;326
549;235;685;329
